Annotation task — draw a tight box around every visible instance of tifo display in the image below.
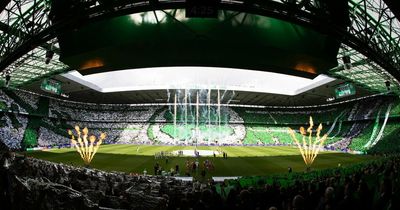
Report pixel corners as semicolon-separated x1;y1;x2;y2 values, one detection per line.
166;89;237;145
0;89;399;153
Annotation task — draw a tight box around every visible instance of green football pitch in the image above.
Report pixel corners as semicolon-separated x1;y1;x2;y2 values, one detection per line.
27;145;375;176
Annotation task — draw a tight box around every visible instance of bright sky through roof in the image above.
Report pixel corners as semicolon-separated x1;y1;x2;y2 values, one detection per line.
63;67;335;95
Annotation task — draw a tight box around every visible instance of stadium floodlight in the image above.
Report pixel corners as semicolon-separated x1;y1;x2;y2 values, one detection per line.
45;50;54;64
385;81;391;91
288;116;327;167
342;55;352;70
68;125;106;166
5;74;11;87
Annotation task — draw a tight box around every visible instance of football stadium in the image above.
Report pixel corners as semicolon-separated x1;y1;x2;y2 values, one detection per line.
1;0;400;209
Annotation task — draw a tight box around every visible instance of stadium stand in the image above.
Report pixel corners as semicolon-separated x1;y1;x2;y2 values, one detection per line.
234;107;345;125
368;121;400;154
37;127;70;147
49;100;157;122
0;113;28;150
3;89;37;113
2;1;400;209
0;90;399;153
0;90;26;113
0;151;398;210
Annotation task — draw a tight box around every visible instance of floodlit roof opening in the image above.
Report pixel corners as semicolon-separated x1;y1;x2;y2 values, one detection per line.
62;67;335;95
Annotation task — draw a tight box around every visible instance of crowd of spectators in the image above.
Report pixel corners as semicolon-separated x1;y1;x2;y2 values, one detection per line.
36;120;156;146
155;110;168;122
37;127;70;147
0;154;174;209
49;100;157;122
149;123;246;145
347;99;383;121
237;107;341;125
109;128;145;144
0;90;15;110
13;89;39;110
66;121;146;129
227;108;244;123
1;90;400;209
1;150;398;210
152;123;176;144
207;124;246;145
151;107;246;145
1;89;398;152
326;99;394;151
0;90;26;113
0;114;27;150
329;122;371;151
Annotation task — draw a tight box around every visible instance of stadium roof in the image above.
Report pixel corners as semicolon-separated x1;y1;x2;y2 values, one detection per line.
62;67;335;95
22;72;371;106
0;0;400;99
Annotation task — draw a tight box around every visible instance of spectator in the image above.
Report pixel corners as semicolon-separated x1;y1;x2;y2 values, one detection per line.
316;187;336;210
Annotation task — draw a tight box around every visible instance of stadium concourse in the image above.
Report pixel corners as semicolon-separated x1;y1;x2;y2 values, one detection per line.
2;0;400;210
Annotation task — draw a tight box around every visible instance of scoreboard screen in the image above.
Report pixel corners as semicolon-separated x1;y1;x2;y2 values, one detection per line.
186;0;218;18
41;79;62;95
335;83;355;98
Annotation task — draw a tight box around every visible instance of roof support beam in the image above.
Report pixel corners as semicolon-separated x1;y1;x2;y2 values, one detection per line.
0;22;59;54
0;0;12;13
0;0;399;94
383;0;400;22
